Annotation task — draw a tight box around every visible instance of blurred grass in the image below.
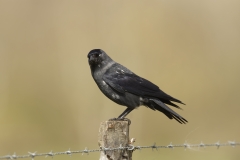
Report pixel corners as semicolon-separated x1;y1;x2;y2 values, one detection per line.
0;0;240;159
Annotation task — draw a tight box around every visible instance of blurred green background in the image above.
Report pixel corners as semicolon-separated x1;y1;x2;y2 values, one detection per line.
0;0;240;159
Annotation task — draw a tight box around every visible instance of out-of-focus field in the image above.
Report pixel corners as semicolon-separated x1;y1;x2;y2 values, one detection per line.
0;1;240;160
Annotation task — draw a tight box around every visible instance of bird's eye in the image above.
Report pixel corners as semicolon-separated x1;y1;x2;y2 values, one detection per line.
94;53;100;57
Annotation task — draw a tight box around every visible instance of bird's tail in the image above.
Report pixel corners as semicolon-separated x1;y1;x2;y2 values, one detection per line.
149;99;188;124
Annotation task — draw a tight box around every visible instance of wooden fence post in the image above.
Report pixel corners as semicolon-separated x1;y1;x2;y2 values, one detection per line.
98;120;132;160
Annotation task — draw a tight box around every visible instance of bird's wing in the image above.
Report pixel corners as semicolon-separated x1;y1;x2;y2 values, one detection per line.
103;70;176;101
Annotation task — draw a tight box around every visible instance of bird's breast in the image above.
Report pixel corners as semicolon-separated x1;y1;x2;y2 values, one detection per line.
92;70;140;108
97;79;123;104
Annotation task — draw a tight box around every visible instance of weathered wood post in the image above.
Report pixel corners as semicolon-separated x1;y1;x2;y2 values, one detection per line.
98;120;132;160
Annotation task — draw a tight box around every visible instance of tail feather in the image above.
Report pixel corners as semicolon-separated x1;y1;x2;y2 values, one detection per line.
170;98;185;105
157;91;185;105
161;100;183;110
150;99;188;124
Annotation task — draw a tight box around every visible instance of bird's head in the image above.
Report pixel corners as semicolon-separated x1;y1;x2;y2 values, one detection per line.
87;49;112;68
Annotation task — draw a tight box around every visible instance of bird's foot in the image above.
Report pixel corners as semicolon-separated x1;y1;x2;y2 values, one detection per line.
108;117;131;125
108;117;118;121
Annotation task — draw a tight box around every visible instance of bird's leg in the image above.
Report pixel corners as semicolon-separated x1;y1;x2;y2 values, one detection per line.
119;108;134;125
109;108;133;125
118;107;134;119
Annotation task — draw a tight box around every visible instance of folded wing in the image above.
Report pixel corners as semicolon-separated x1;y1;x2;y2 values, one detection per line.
103;72;184;106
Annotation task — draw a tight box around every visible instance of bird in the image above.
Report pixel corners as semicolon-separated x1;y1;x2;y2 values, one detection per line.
87;49;188;124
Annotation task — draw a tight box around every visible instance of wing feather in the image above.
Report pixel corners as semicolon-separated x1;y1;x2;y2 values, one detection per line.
103;72;183;104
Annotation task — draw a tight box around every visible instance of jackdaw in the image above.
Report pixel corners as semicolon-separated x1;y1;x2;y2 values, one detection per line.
87;49;187;124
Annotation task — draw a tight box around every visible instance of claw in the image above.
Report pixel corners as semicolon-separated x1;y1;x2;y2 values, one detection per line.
122;118;131;125
108;117;118;121
108;117;131;125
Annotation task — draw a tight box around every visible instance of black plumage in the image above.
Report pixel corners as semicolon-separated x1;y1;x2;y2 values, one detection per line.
87;49;187;124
